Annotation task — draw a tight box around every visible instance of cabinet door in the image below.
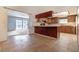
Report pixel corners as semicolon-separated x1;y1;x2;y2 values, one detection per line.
65;26;76;34
60;26;76;34
47;27;57;38
67;15;76;22
60;26;66;33
70;27;76;34
35;27;48;35
41;27;47;35
35;27;42;34
65;26;71;33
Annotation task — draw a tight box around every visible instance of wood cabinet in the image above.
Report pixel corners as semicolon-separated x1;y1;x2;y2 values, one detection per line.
67;15;76;22
60;26;65;33
35;11;53;19
35;11;53;22
70;27;76;34
65;26;71;33
35;27;58;38
35;27;42;34
60;26;76;34
47;27;57;37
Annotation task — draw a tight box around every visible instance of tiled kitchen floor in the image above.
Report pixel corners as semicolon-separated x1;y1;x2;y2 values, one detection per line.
0;33;78;52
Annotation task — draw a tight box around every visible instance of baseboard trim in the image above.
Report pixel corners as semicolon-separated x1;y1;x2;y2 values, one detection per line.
33;33;57;39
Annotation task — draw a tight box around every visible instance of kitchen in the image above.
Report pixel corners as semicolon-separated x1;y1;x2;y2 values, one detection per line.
34;10;77;39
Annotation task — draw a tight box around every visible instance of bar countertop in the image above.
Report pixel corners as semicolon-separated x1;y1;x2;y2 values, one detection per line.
34;23;76;27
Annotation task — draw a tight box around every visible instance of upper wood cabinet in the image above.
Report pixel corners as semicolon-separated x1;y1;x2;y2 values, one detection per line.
67;15;76;22
46;17;58;24
35;11;53;19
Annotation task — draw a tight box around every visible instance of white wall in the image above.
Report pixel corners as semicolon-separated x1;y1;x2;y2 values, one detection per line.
28;14;35;34
0;7;8;41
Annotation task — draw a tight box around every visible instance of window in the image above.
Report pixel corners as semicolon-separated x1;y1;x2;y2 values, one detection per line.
16;20;23;30
16;19;28;30
23;19;28;29
58;19;68;24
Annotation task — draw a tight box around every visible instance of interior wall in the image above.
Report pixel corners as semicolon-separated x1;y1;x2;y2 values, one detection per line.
77;8;79;45
0;7;8;41
28;14;35;34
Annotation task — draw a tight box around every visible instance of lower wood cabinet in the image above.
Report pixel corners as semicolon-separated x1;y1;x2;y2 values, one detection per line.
34;27;58;38
60;26;65;33
35;27;42;34
60;26;76;34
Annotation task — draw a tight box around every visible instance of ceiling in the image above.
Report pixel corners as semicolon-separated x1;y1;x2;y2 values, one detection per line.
8;9;29;18
5;6;78;16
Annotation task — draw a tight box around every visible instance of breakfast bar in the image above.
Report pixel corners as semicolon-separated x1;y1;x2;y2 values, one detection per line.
34;25;60;38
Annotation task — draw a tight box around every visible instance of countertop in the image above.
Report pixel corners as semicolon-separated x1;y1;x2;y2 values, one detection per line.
34;24;60;27
34;23;76;27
